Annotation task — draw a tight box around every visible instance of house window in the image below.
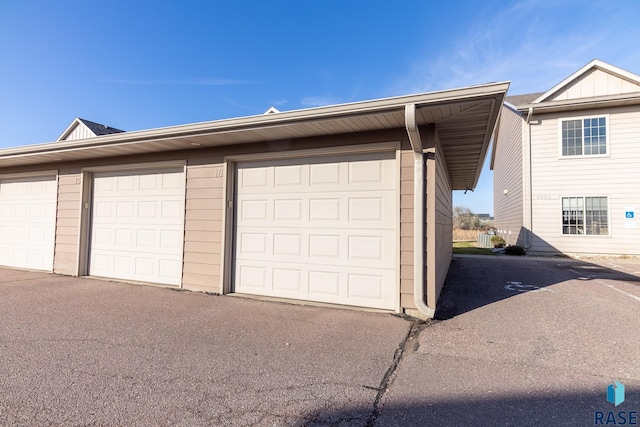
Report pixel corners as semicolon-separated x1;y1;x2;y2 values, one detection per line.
562;197;608;235
561;116;607;156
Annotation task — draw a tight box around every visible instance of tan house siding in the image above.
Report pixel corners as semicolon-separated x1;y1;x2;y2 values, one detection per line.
53;169;82;275
493;105;525;245
182;159;224;293
63;125;94;141
529;105;640;254
0;129;462;314
433;135;452;301
399;145;415;311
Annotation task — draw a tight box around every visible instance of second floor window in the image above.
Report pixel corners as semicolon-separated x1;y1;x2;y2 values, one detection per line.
561;116;607;156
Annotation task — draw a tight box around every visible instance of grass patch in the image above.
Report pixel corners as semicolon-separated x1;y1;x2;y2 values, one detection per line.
452;241;494;255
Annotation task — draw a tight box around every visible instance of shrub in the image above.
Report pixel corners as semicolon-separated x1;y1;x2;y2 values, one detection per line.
504;245;526;256
490;235;506;248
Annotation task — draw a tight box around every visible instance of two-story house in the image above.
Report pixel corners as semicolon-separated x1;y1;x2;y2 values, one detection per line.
492;59;640;256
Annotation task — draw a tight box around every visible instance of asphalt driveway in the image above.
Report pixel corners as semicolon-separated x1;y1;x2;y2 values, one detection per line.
0;269;410;426
377;255;640;426
2;256;640;426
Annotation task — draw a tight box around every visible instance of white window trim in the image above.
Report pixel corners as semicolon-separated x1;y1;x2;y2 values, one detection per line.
560;195;611;237
557;114;610;159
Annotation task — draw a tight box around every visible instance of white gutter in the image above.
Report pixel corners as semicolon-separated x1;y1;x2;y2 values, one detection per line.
524;106;534;249
404;104;436;319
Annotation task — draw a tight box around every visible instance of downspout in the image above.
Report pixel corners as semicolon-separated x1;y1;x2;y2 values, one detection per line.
524;106;534;249
404;104;436;318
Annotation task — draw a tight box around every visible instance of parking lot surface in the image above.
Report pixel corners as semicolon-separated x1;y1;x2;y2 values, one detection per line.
377;255;640;426
0;269;409;426
2;256;639;426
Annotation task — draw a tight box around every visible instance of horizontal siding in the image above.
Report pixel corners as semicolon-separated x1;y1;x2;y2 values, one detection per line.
530;105;640;254
493;106;525;245
53;169;81;275
400;148;415;310
432;135;452;304
181;162;224;292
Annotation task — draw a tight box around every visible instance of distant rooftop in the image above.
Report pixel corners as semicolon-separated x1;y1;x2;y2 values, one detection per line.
78;118;125;136
505;92;545;107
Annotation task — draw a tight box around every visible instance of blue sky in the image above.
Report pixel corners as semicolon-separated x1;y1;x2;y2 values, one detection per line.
1;0;640;214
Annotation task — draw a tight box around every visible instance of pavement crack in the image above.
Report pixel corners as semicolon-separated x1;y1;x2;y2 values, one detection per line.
365;320;426;427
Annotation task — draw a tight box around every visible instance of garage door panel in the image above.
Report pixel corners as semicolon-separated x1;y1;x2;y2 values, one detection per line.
0;176;57;271
237;192;396;230
234;259;395;310
237;227;395;269
234;152;397;310
90;168;185;286
92;226;183;252
238;152;396;195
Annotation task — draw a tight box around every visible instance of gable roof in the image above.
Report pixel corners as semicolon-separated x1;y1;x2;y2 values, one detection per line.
78;118;124;136
0;82;509;190
57;118;124;141
263;107;280;115
533;59;640;104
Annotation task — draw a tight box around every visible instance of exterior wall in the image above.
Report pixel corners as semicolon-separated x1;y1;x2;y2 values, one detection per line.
1;129;422;312
182;158;224;293
529;104;640;255
433;135;452;301
62;124;95;141
53;169;82;275
493;105;525;246
399;144;416;312
549;68;640;101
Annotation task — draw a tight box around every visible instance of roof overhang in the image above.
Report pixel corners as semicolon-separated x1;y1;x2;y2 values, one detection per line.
532;59;640;104
0;82;509;189
515;91;640;115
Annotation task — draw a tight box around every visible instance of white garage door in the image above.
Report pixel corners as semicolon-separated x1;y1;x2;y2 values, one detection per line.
234;151;398;310
89;168;185;286
0;176;57;271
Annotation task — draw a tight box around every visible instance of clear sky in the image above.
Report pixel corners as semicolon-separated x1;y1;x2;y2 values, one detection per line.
1;1;640;214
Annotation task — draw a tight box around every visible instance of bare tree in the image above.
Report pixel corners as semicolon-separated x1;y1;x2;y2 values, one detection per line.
453;206;481;230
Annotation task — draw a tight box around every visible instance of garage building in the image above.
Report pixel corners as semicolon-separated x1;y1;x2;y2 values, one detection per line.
0;84;508;318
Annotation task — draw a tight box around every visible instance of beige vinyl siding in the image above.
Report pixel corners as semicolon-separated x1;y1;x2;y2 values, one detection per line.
62;124;95;141
493;106;525;245
2;130;462;314
53;169;81;275
432;134;452;302
529;105;640;254
399;146;415;311
182;160;224;292
548;68;640;101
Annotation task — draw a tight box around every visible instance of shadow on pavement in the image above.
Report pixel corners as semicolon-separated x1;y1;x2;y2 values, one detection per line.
296;387;639;426
435;255;640;320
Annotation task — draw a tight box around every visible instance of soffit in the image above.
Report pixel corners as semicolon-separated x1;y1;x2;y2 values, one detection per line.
0;83;508;190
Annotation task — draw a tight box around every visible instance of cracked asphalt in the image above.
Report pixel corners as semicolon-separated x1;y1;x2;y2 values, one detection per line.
2;256;640;426
0;269;410;426
376;255;640;426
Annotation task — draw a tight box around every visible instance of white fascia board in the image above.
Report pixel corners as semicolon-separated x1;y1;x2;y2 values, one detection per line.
0;82;509;161
518;91;640;113
533;59;640;104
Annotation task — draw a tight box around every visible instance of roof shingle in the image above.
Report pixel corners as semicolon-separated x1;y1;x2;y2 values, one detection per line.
78;118;125;136
505;92;545;108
